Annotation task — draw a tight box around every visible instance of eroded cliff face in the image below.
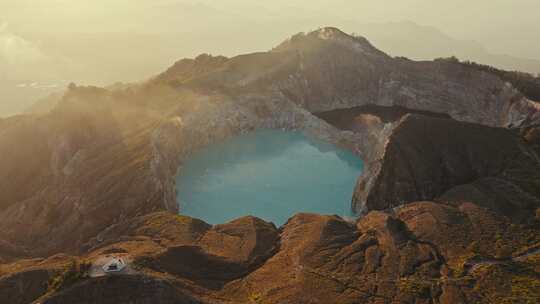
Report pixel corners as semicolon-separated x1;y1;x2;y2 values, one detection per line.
318;105;540;220
352;114;540;218
1;27;540;303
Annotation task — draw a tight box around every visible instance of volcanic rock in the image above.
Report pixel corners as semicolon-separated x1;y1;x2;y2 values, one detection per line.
353;114;540;220
0;27;539;303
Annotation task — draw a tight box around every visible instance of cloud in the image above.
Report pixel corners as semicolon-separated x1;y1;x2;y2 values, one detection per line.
0;23;57;81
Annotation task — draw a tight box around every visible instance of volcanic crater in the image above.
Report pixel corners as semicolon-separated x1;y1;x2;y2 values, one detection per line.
1;27;540;304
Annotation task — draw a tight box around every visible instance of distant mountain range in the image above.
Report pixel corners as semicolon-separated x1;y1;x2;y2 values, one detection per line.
352;21;540;74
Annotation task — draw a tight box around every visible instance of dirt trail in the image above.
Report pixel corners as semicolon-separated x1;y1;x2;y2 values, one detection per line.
466;247;540;274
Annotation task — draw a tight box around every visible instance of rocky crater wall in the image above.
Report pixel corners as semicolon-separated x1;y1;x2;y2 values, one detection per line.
352;114;540;219
149;95;380;214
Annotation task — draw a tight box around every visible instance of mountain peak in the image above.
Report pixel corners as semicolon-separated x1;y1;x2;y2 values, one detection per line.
274;27;389;59
312;26;350;40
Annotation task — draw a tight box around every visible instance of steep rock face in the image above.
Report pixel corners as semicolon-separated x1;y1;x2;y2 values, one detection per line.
353;114;540;219
315;105;454;163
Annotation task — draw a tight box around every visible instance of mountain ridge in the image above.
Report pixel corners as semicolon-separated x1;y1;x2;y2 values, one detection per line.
3;21;540;117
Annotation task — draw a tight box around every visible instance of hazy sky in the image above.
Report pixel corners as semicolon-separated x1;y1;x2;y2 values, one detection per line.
1;0;539;59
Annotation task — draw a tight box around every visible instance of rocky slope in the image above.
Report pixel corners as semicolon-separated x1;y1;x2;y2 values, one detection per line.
352;114;540;220
2;208;538;303
0;27;539;303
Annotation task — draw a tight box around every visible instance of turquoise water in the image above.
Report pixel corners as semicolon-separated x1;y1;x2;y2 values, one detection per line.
176;129;364;226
